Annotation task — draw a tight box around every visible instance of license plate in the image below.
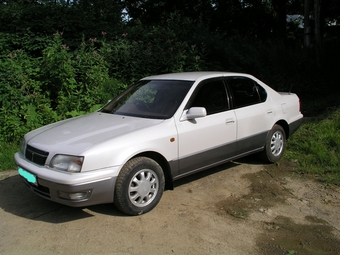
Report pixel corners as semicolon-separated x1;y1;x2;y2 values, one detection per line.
18;167;37;186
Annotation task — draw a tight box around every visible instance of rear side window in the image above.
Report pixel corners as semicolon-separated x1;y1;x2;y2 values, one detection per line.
226;77;267;108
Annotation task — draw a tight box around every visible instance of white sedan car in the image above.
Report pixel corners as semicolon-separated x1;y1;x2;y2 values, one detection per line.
15;72;303;215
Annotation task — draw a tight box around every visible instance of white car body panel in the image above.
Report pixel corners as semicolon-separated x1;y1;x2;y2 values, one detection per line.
234;102;274;141
81;117;179;171
175;110;237;177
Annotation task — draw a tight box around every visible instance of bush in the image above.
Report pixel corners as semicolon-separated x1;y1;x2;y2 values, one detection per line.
0;33;125;143
41;33;113;118
0;49;57;142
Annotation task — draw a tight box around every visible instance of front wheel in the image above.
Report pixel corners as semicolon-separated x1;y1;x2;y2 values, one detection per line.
261;124;286;163
114;157;165;215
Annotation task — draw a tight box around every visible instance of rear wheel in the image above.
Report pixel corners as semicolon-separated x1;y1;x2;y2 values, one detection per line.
114;157;165;215
261;124;286;163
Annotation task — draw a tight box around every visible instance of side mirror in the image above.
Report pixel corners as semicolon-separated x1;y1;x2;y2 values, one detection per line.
180;107;207;121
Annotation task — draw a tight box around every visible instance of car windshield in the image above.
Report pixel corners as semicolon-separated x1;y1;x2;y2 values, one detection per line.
100;80;194;119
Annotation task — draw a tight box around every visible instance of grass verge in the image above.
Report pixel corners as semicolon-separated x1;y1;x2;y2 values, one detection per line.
0;142;18;171
284;108;340;185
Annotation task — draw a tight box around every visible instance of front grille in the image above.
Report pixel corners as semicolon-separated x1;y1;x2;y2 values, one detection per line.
25;145;49;166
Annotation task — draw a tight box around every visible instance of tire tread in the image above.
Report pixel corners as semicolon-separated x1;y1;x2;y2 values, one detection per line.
114;157;164;215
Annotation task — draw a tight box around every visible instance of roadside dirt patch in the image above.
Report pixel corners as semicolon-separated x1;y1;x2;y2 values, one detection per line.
219;161;340;254
1;157;339;254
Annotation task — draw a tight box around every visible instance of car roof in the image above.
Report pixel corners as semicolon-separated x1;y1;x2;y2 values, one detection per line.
142;71;250;81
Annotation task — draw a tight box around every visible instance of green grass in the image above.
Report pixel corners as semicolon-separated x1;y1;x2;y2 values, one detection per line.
285;108;340;185
0;142;18;171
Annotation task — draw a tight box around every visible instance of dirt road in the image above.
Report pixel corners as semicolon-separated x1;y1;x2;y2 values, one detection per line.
1;158;340;255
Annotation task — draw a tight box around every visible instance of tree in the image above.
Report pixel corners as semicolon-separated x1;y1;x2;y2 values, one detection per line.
304;0;311;47
123;0;214;25
0;0;124;52
272;0;287;38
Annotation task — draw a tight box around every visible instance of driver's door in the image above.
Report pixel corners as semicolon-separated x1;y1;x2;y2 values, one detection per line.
175;78;237;177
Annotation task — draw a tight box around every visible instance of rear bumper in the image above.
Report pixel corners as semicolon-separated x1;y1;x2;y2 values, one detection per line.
15;152;118;207
288;116;304;137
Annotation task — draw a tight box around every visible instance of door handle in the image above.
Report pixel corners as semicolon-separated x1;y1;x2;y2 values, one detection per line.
225;119;235;124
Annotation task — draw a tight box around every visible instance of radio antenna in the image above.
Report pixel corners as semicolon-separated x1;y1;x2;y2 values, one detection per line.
289;84;293;94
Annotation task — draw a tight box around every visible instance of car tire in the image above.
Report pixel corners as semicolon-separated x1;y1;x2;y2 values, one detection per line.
261;124;286;163
114;157;165;216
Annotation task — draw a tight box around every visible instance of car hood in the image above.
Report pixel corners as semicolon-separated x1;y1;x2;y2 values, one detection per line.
26;112;164;155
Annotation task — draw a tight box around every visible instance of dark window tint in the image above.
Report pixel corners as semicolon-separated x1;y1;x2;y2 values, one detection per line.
190;79;229;115
226;77;267;108
256;83;267;102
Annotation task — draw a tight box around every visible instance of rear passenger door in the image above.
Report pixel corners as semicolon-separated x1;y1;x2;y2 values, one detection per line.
225;76;274;155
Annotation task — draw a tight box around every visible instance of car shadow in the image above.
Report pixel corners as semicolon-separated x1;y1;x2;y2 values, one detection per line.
1;155;265;222
233;154;271;165
0;173;126;223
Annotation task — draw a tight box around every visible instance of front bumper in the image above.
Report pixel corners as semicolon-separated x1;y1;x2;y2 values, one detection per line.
15;152;119;207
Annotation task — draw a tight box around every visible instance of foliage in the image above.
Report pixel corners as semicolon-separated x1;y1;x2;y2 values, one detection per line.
0;33;125;143
0;141;17;170
109;15;207;82
285;108;340;184
0;49;57;142
0;0;124;50
41;33;112;118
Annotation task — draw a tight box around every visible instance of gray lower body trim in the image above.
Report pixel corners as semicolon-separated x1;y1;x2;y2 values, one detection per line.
178;141;237;176
21;175;116;207
236;131;268;155
173;131;267;180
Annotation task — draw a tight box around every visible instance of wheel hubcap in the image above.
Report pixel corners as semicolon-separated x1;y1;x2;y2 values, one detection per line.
270;131;283;157
128;169;159;207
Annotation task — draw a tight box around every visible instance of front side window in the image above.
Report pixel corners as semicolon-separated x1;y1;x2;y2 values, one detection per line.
100;80;193;119
188;78;229;115
226;77;267;108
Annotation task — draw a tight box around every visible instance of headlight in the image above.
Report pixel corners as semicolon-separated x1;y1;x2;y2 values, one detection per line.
50;155;84;172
